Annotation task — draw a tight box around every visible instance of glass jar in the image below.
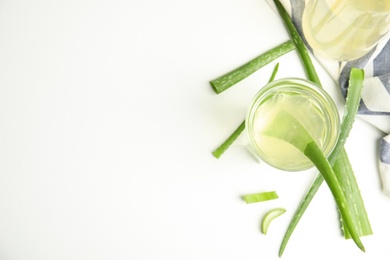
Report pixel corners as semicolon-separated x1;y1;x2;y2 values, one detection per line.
246;78;340;171
302;0;390;61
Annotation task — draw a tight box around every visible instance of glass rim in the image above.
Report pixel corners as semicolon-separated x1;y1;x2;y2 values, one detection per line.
245;77;340;171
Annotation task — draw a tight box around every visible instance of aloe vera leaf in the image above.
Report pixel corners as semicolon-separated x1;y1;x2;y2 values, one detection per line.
334;150;373;239
268;62;279;83
276;149;370;243
304;142;365;252
212;121;246;159
262;208;287;235
330;68;372;238
263;110;365;252
210;41;294;94
272;0;320;84
212;62;280;158
329;68;365;161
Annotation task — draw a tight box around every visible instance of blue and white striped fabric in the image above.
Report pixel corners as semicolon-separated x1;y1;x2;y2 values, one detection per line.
267;0;390;196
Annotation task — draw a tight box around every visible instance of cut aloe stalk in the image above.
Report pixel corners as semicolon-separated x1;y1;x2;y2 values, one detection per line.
262;208;287;235
243;191;279;204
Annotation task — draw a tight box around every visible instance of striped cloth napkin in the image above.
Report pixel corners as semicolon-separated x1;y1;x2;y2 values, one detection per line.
266;0;390;196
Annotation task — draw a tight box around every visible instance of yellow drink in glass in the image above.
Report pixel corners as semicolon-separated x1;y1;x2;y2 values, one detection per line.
302;0;390;61
246;78;340;171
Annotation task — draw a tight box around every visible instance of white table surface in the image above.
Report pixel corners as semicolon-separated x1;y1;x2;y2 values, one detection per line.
0;0;389;259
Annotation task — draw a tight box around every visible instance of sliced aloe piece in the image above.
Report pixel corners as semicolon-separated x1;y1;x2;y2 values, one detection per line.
210;41;294;94
243;191;279;204
262;208;287;235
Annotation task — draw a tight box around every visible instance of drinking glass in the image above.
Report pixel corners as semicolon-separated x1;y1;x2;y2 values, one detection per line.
302;0;390;61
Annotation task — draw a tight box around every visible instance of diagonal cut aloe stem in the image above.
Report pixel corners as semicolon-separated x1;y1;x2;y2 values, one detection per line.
210;41;294;94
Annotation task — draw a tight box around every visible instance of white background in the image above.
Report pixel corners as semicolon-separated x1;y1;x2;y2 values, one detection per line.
0;0;389;259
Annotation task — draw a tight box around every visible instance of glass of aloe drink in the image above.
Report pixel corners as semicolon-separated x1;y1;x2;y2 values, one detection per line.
302;0;390;61
246;78;340;171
